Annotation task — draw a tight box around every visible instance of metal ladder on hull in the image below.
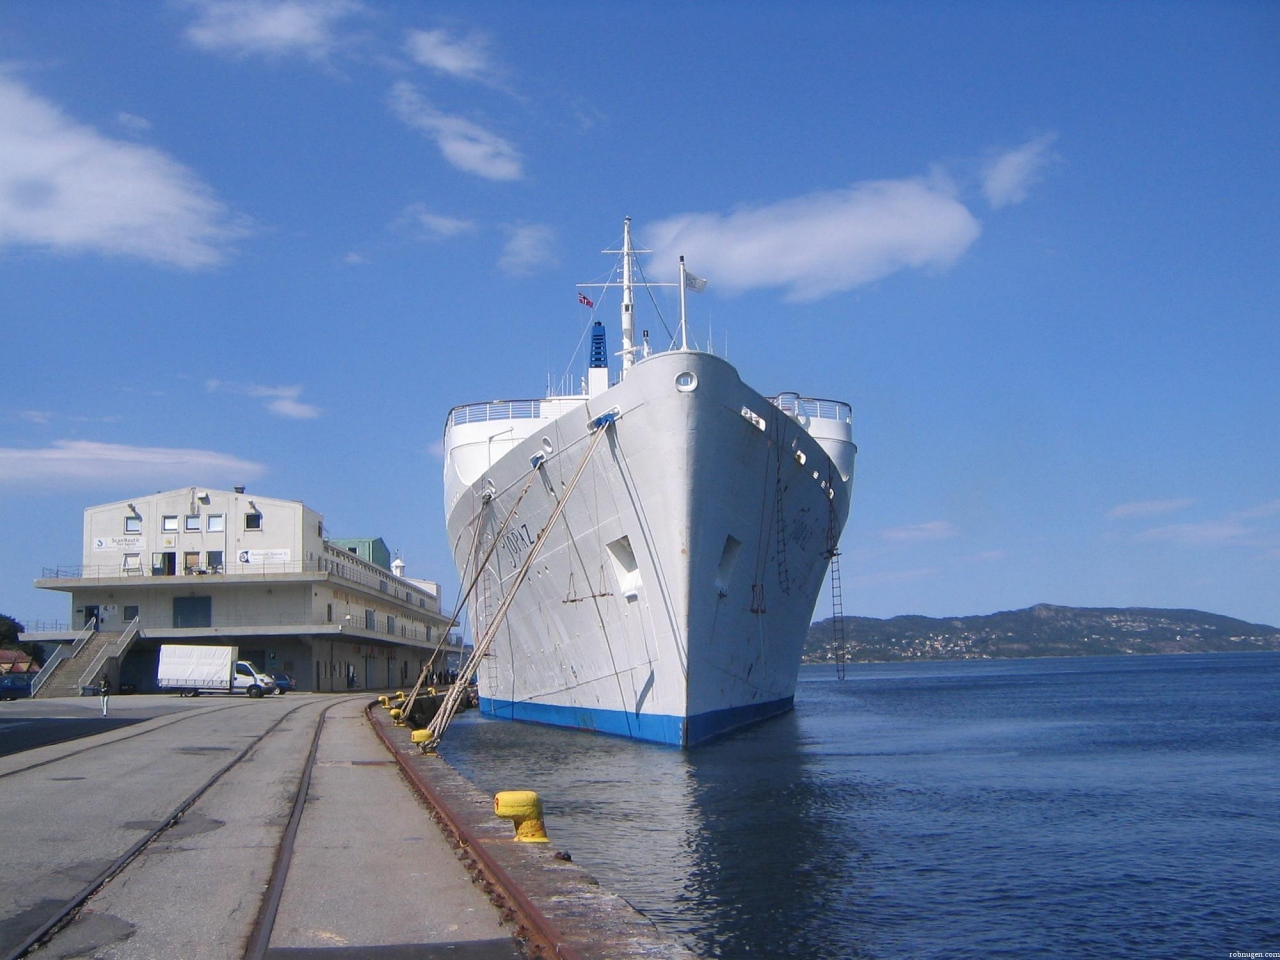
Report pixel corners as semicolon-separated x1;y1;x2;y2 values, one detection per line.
829;550;846;680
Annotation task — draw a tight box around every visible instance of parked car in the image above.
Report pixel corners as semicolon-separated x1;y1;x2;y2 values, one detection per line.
0;674;33;700
270;671;296;693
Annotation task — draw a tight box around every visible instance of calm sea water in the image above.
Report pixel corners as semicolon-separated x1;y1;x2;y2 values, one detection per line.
441;653;1280;959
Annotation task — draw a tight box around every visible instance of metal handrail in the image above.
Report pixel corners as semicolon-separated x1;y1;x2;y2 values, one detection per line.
68;617;98;657
448;398;542;426
78;617;140;692
768;393;853;423
30;649;66;697
39;559;444;612
30;617;96;696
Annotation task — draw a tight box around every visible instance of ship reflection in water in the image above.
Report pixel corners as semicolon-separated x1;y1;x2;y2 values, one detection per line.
440;678;869;960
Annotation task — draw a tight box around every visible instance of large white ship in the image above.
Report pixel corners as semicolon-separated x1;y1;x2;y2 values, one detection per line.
442;220;856;746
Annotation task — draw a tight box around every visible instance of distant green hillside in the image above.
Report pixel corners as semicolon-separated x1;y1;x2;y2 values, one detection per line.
805;603;1280;662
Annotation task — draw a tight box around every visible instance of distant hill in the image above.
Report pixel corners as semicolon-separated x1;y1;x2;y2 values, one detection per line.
805;604;1280;662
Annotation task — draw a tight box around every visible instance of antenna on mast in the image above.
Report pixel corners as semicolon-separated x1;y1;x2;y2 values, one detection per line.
678;257;690;351
620;218;636;371
581;218;678;375
589;217;655;375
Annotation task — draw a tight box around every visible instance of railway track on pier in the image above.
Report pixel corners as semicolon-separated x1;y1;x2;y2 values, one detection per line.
0;695;522;960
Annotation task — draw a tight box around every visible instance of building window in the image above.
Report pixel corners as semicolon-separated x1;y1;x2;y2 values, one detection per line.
207;514;225;533
387;615;396;634
245;512;262;531
183;551;201;573
123;605;139;622
206;550;223;573
173;596;212;628
124;516;141;533
122;553;142;571
326;603;333;623
184;515;200;532
162;515;179;533
365;609;375;630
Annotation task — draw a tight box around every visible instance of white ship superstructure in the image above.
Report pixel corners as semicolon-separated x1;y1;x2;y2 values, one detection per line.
442;220;855;746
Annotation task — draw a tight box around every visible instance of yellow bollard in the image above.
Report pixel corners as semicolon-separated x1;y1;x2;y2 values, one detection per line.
493;790;550;843
389;707;405;726
378;695;390;707
410;728;437;755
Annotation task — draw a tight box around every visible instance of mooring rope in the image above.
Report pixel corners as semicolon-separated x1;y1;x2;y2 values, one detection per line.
400;468;543;723
423;417;614;751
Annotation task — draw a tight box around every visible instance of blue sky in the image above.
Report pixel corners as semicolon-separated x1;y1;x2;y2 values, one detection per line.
2;1;1278;630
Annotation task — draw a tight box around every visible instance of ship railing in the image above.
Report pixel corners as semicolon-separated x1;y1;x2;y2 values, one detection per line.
768;394;853;423
448;399;542;427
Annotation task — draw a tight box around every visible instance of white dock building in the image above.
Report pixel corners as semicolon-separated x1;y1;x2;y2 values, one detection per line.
33;487;462;694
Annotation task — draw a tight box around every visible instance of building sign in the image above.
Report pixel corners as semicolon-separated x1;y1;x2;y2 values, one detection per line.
238;549;291;565
93;536;144;552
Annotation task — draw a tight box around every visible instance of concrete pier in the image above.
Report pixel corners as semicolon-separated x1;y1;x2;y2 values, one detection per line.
0;693;695;959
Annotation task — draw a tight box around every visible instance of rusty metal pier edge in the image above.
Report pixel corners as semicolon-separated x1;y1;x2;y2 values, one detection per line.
365;703;585;960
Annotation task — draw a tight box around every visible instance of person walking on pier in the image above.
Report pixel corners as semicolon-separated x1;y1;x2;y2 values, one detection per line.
99;673;110;716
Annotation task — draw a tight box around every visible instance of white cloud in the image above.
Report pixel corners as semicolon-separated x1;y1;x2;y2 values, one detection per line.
881;520;960;543
643;178;981;301
388;81;522;181
0;440;264;486
1234;499;1280;521
1136;519;1252;547
0;76;242;268
1107;497;1196;519
343;251;368;264
966;549;1008;562
982;133;1058;209
185;0;363;58
394;203;476;240
206;380;321;419
116;112;152;133
405;28;493;83
1134;499;1280;548
498;224;556;276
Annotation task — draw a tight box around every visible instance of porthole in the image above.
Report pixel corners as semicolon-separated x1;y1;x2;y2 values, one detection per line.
675;372;698;393
541;437;554;455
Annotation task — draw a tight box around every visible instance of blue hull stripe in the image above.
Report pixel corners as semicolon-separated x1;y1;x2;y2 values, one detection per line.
478;695;795;747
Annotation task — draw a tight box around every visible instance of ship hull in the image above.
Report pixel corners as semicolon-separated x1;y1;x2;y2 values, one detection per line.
444;350;854;746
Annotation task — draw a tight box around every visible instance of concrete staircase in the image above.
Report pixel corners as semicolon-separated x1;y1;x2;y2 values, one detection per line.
33;631;121;698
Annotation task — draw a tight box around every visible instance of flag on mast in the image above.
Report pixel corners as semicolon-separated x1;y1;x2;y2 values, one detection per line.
578;292;594;308
684;271;707;293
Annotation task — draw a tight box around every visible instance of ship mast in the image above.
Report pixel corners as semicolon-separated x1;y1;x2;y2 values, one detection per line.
620;217;636;372
583;218;675;380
